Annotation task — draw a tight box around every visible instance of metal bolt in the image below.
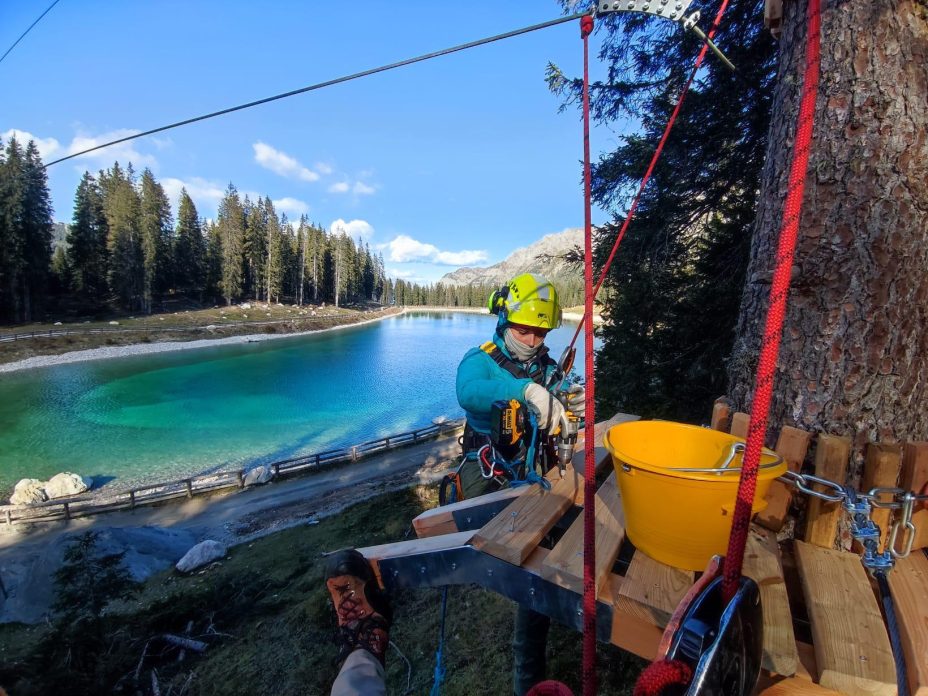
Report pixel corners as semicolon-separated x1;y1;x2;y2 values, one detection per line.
529;588;536;597
487;569;494;577
510;511;518;532
393;570;399;577
451;562;457;571
420;566;426;574
627;1;635;8
466;516;472;525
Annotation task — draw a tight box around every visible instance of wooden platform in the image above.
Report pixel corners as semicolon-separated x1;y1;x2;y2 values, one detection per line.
359;414;927;696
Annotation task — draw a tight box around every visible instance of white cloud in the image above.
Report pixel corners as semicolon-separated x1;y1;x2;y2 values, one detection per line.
315;162;334;175
353;181;376;195
161;177;226;214
386;234;487;266
273;197;310;217
331;218;374;239
386;266;429;282
253;142;319;182
67;129;158;168
328;181;350;194
1;129;61;160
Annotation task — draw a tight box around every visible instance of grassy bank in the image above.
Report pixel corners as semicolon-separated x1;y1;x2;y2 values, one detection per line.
0;487;642;695
0;304;399;365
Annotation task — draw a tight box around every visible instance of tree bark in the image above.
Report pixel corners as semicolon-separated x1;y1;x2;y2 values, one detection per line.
728;0;928;483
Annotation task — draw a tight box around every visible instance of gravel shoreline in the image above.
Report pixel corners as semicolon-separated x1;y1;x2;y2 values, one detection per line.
0;309;402;374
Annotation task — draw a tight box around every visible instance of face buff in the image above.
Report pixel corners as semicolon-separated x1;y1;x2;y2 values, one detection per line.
504;327;542;363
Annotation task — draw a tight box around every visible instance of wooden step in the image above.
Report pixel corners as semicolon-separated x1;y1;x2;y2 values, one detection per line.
887;551;928;696
540;470;625;595
794;541;896;696
743;526;798;676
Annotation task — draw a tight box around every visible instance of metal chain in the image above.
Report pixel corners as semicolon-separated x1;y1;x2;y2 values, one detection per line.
776;472;925;564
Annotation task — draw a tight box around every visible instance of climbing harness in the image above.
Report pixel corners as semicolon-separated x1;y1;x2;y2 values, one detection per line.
479;340;554;386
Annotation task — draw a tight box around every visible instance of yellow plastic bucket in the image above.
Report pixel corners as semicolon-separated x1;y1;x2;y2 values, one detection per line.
604;420;786;571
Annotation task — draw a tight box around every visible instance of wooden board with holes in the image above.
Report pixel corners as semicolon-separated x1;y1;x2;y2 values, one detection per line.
803;434;850;548
902;442;928;551
793;541;896;696
541;471;625;595
615;550;695;628
731;411;751;438
887;552;928;696
756;426;813;532
862;443;903;551
742;526;798;676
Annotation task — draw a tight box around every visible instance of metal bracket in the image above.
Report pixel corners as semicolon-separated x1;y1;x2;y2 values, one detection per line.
378;544;614;642
595;0;696;22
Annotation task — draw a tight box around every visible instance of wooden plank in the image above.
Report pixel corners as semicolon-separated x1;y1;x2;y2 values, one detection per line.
756;676;844;696
600;573;664;661
742;526;798;676
757;426;813;532
358;530;475;587
471;462;583;565
412;486;525;538
887;552;928;696
730;411;750;439
711;397;732;432
541;471;625;595
616;551;694;628
902;442;928;551
794;541;896;696
862;443;903;551
803;434;851;548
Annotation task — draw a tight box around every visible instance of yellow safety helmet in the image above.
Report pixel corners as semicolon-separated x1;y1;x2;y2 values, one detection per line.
487;273;562;330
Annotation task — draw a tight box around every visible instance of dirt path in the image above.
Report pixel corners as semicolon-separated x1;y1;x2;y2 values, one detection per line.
0;433;461;623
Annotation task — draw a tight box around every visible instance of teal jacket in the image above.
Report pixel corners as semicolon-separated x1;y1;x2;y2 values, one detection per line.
456;333;556;434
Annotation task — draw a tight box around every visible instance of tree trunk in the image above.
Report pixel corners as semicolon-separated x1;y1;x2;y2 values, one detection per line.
728;0;928;483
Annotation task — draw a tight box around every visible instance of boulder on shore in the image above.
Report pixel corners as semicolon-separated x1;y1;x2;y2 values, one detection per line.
44;472;92;499
10;479;48;506
176;540;227;573
243;465;273;487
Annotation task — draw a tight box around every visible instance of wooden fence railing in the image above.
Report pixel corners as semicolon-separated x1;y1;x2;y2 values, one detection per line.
0;418;464;528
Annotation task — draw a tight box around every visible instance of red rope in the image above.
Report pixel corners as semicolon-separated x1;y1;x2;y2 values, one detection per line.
568;0;732;353
721;0;822;602
580;15;597;696
633;659;694;696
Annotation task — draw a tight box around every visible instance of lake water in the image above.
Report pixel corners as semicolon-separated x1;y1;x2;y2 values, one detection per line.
0;311;595;498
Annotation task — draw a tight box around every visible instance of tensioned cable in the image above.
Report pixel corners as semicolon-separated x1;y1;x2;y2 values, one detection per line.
0;0;62;66
44;12;586;168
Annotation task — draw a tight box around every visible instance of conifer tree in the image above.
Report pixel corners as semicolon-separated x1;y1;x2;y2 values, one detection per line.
100;163;143;310
138;169;172;314
243;196;267;301
173;188;205;296
217;184;245;305
265;200;283;303
68;172;109;303
204;219;223;302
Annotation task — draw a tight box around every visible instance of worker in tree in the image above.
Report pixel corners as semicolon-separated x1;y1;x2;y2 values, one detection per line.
455;272;583;696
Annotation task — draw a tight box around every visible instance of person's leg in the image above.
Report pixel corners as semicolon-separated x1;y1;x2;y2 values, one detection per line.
326;549;392;696
512;605;551;696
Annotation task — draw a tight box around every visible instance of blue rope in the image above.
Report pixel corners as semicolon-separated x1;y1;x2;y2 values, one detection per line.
875;570;910;696
429;587;450;696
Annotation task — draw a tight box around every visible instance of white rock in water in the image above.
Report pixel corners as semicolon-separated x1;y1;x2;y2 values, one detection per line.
44;472;92;499
243;465;273;487
10;479;48;506
240;302;251;310
176;540;227;573
109;320;119;325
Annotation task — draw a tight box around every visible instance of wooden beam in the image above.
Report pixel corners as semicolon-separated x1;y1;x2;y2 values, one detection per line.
711;397;732;432
412;487;525;538
358;530;475;587
541;471;625;595
600;573;664;661
887;552;928;696
730;411;750;439
803;434;851;548
471;463;583;565
794;541;896;696
616;551;694;628
757;426;813;532
862;443;903;551
742;526;798;676
902;442;928;550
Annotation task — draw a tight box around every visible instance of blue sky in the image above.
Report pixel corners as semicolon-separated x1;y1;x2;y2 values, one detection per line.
3;0;622;283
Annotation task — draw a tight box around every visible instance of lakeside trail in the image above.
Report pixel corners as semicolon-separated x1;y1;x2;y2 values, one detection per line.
0;432;461;624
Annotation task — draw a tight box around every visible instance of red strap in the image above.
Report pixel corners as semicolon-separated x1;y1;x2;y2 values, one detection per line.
721;0;822;602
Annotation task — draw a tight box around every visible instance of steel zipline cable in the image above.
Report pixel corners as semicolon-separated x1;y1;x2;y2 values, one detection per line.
43;12;587;169
0;0;62;66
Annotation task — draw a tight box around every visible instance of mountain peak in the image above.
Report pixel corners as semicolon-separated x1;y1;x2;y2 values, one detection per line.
439;228;582;287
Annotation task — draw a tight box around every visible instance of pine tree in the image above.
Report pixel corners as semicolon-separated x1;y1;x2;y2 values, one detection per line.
67;172;109;304
138;169;172;314
549;0;775;421
217;184;245;305
204;219;223;302
265;199;283;303
0;137;26;322
100;163;143;310
173;188;206;297
243;196;267;301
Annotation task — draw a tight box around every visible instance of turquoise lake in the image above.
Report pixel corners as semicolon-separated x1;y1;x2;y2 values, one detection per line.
0;312;594;498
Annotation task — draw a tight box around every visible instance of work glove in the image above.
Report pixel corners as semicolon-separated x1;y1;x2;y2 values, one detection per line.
523;383;565;433
564;384;585;412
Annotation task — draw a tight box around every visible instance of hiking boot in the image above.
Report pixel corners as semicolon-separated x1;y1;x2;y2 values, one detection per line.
325;549;392;666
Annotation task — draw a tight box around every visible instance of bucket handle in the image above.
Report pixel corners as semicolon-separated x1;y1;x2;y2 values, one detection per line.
666;442;783;474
